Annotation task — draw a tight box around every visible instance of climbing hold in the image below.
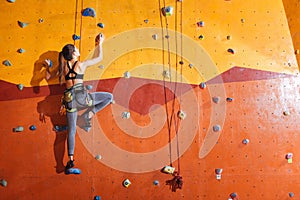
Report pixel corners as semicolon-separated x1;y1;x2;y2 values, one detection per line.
97;22;104;28
0;179;7;187
289;192;295;197
163;166;175;174
13;126;24;132
227;48;235;54
165;35;170;39
230;192;238;198
7;0;16;3
283;110;290;116
95;154;102;160
286;153;293;163
99;65;105;69
53;125;68;132
144;19;149;23
152;34;158;40
124;71;131;78
177;110;186;120
122;111;130;119
82;7;96;17
18;48;25;53
38;18;44;23
199;35;204;40
163;70;170;79
189;63;193;68
85;85;93;90
161;6;173;17
199;82;206;89
3;60;12;66
72;34;80;41
295;49;300;55
227;35;232;40
215;168;223;180
226;97;233;102
17;84;24;91
29;125;36;131
241;18;245;23
212;97;220;104
242;138;250;144
197;21;204;27
18;21;29;28
153;180;159;185
213;125;221;132
179;61;184;65
45;59;53;68
94;196;101;200
123;179;131;188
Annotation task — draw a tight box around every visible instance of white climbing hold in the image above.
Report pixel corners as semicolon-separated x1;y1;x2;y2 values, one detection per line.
122;111;130;119
123;179;131;188
95;154;102;160
99;65;105;69
0;179;7;187
152;34;158;40
177;110;186;120
163;70;170;79
124;71;131;78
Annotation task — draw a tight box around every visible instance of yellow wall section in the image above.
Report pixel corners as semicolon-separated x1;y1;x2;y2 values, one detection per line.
0;0;297;87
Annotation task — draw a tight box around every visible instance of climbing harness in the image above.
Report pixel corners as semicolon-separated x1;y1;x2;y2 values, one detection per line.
62;83;93;113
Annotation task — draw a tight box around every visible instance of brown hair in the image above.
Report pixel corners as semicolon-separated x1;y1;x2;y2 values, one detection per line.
58;44;75;83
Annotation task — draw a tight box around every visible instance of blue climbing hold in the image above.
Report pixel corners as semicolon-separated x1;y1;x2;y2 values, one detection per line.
17;84;24;91
94;196;101;200
226;97;233;102
82;8;96;17
97;22;104;28
18;48;25;53
213;125;221;132
153;180;159;185
29;125;36;131
3;60;12;66
18;21;29;28
289;192;294;197
72;34;80;41
85;85;93;90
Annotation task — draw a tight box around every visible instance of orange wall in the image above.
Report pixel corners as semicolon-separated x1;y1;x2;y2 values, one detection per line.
0;0;300;199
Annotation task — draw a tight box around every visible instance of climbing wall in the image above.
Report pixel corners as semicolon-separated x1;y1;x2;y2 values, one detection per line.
0;0;300;199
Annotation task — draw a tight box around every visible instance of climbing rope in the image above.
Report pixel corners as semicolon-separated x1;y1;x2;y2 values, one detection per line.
159;0;184;177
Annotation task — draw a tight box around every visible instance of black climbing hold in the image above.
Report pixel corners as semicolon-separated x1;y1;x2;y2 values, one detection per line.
97;22;104;28
179;61;184;65
82;8;96;17
227;48;235;54
199;35;204;40
226;97;233;102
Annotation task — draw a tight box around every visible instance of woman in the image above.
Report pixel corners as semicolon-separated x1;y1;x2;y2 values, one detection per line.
58;33;113;171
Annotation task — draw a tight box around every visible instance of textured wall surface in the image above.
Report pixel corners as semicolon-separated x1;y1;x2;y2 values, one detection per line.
0;0;300;199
